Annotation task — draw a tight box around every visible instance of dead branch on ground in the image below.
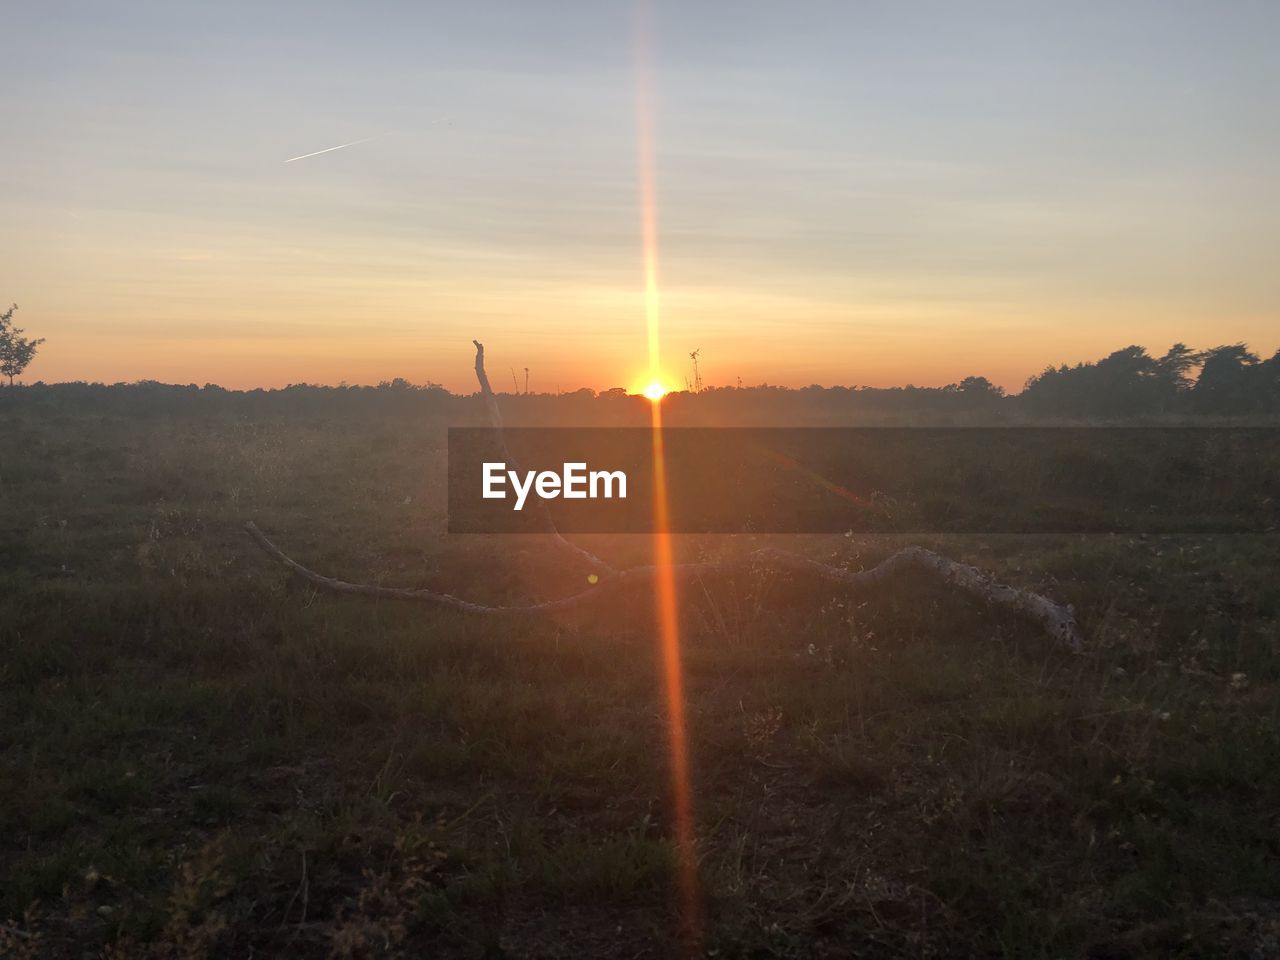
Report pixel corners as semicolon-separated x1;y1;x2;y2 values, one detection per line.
246;342;1082;652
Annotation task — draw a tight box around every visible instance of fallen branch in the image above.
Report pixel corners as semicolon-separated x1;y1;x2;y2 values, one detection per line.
244;523;1080;651
245;342;1083;652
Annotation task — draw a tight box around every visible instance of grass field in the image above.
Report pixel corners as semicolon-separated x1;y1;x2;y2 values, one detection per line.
2;399;1279;958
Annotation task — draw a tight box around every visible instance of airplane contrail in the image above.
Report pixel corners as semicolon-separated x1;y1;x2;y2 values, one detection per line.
283;137;375;163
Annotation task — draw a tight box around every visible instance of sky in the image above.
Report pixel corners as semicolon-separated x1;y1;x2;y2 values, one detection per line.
3;0;1278;393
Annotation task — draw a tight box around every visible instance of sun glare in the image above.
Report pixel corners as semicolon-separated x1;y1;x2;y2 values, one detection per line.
643;381;668;402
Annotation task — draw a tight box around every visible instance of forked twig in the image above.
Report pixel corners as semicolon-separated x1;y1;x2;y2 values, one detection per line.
472;340;614;577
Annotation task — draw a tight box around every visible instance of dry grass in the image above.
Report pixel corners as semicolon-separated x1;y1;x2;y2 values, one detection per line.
1;401;1278;958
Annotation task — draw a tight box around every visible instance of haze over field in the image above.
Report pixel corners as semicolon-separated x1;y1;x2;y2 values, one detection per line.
4;0;1279;392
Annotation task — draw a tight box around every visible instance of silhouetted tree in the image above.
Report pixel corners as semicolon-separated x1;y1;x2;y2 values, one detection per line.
1193;344;1261;413
1022;346;1163;416
0;304;45;385
1154;342;1203;398
1258;350;1280;413
1093;346;1162;414
953;376;1005;408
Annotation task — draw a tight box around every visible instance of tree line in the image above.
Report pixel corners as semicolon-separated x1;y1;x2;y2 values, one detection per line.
1019;343;1280;416
4;342;1279;419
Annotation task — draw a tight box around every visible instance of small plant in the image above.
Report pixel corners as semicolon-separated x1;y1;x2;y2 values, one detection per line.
102;837;233;960
0;904;44;960
328;826;449;959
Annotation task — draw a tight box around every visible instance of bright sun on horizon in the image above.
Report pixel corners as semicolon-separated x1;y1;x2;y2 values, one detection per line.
643;382;668;402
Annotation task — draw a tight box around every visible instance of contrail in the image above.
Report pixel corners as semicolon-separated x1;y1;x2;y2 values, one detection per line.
283;137;375;163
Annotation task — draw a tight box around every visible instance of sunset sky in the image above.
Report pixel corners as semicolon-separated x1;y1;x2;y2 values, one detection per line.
4;1;1278;393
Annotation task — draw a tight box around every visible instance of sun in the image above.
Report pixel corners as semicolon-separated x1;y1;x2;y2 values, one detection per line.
642;381;668;402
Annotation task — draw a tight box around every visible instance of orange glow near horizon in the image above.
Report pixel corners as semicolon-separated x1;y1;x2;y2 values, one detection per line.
635;1;700;946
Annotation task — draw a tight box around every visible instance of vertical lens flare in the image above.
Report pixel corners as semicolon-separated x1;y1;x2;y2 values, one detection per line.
634;2;662;386
634;0;700;944
649;399;699;941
